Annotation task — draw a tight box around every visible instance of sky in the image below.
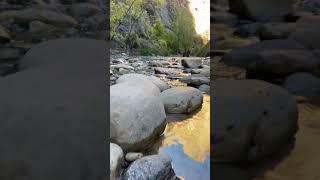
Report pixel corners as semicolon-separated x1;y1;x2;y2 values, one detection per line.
188;0;210;40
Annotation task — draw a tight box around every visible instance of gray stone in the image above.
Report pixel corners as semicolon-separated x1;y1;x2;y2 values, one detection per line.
110;82;166;151
161;87;203;114
123;154;177;180
110;143;124;180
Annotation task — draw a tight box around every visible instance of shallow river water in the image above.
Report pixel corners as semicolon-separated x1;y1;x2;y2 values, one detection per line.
156;95;210;180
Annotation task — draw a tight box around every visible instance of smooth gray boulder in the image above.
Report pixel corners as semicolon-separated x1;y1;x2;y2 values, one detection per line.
110;82;166;151
212;80;298;162
180;74;210;86
0;8;77;26
229;0;294;21
123;154;177;180
116;73;169;92
0;39;108;180
110;143;124;180
161;87;203;114
222;39;320;78
181;58;202;68
283;72;320;105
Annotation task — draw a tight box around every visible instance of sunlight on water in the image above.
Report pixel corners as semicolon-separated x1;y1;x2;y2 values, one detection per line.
188;0;210;40
159;95;210;180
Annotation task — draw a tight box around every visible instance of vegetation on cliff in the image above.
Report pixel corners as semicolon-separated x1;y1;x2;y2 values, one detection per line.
110;0;209;57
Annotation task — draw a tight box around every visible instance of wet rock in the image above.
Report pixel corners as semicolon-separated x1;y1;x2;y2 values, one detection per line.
0;24;11;43
289;15;320;50
283;72;320;105
211;11;239;27
229;0;294;21
0;39;108;180
0;48;22;60
149;61;164;67
116;73;169;92
212;80;298;162
110;82;166;151
259;22;296;40
123;154;177;180
0;8;77;27
222;39;320;78
29;20;57;33
233;23;261;38
110;143;124;180
125;152;143;162
181;58;202;68
154;67;180;76
161;87;203;114
199;84;210;94
180;74;210;86
69;3;101;18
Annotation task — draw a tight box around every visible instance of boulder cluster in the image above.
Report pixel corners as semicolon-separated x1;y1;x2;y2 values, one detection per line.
0;0;108;75
109;53;210;180
212;0;320;175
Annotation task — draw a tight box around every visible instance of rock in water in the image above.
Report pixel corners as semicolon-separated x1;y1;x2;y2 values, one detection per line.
116;73;169;92
161;87;203;114
123;154;177;180
110;82;166;151
125;152;143;162
212;80;298;162
110;143;124;180
283;72;320;105
0;39;108;180
229;0;294;21
181;58;202;68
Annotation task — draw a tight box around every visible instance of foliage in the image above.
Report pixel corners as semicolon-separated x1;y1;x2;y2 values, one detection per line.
172;8;196;56
110;0;207;56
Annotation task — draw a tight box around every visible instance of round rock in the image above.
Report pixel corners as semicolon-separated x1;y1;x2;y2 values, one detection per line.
161;87;203;114
110;143;124;180
123;154;177;180
110;82;166;151
116;73;169;92
212;80;298;162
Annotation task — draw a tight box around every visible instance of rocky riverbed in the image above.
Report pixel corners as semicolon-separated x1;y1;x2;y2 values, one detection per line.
109;52;210;180
212;0;320;179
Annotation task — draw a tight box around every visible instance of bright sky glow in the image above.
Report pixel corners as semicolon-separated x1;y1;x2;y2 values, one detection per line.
188;0;210;41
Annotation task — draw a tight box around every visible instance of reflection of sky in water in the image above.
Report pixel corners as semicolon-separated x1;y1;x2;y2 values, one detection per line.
157;95;210;180
160;143;210;180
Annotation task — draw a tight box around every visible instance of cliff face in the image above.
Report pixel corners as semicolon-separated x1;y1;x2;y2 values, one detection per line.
114;0;192;46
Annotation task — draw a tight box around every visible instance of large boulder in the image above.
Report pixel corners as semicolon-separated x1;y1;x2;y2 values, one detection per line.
161;87;203;114
289;15;320;50
69;3;101;18
110;82;166;151
0;39;108;180
212;80;298;162
0;8;77;27
259;22;296;40
116;73;169;92
181;58;202;68
222;39;320;78
180;74;210;86
110;143;124;180
229;0;294;21
123;154;177;180
283;72;320;105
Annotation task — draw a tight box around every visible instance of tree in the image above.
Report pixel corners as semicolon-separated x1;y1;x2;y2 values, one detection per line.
172;8;196;57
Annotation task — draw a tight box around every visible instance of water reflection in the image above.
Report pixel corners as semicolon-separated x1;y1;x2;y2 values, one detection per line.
158;95;210;180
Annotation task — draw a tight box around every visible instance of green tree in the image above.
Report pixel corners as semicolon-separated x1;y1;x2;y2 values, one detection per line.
172;8;196;56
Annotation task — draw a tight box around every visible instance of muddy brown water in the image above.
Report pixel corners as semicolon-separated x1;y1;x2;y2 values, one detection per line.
151;95;210;180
